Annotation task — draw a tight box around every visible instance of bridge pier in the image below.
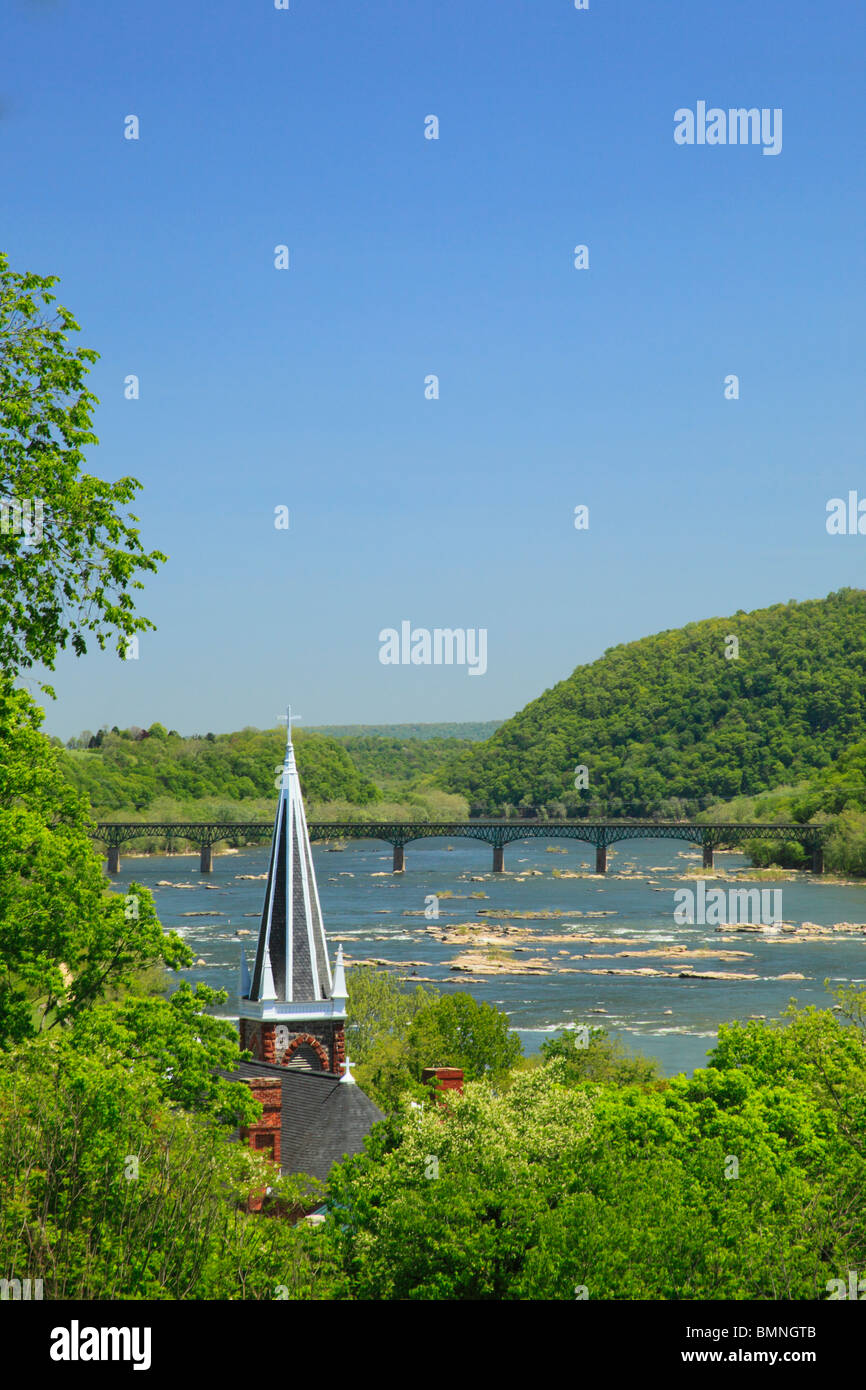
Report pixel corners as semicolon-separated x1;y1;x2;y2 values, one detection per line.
812;846;824;875
107;845;120;875
200;843;213;874
393;844;405;873
492;845;504;873
595;845;607;875
702;845;714;870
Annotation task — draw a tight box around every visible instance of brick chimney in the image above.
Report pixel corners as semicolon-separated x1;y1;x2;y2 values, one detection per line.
422;1067;464;1097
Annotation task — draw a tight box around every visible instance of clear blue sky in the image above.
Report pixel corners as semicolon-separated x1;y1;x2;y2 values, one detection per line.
4;0;865;740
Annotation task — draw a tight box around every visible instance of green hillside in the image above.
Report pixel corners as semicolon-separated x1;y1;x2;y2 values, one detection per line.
325;734;483;787
311;726;500;804
441;589;866;819
58;725;381;819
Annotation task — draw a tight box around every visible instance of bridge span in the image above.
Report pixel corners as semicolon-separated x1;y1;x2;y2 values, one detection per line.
91;820;827;876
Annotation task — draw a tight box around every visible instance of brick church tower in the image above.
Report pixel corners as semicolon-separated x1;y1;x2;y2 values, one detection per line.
238;712;347;1074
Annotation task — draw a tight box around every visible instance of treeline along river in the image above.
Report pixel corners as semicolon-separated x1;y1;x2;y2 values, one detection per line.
111;836;866;1076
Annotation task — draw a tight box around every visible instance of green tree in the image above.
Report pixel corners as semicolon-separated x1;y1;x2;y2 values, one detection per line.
0;251;165;683
540;1024;660;1087
323;990;866;1300
67;982;259;1126
407;991;523;1084
0;682;190;1045
345;967;435;1109
0;1031;330;1299
325;1063;593;1299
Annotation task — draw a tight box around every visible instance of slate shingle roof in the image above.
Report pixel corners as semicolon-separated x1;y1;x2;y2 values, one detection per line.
233;1059;384;1183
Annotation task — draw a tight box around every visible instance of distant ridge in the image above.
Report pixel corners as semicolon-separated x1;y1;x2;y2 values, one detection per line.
310;721;503;742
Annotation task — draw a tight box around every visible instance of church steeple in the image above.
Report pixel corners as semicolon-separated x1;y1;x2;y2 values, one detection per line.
238;709;347;1074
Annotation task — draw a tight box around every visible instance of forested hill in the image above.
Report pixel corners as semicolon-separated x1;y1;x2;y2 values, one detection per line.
440;589;866;819
58;726;381;819
322;734;485;786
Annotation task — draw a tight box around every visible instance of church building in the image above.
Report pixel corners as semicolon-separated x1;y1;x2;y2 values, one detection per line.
233;714;383;1183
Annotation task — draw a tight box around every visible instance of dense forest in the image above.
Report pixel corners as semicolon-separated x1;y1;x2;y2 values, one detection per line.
57;725;381;818
440;589;866;820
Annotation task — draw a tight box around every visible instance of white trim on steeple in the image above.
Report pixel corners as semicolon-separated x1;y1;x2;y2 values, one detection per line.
331;945;348;1007
261;945;277;1001
284;731;294;1000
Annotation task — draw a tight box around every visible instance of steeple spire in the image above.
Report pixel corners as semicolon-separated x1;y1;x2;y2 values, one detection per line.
248;707;332;1004
238;705;347;1074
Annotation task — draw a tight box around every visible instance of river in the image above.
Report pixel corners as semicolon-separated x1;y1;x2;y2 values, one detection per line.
110;835;866;1077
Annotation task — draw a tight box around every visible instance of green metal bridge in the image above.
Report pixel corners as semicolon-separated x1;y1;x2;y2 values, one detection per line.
92;819;827;876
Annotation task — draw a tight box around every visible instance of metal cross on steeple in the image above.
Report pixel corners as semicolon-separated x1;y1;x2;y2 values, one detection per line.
277;706;302;745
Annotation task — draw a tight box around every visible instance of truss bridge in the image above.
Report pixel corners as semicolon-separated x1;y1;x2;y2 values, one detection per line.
92;819;827;876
